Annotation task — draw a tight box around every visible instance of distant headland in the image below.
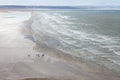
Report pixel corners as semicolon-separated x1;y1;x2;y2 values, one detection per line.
0;5;120;10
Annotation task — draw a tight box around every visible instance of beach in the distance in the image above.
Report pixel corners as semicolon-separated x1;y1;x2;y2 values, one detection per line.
0;10;120;80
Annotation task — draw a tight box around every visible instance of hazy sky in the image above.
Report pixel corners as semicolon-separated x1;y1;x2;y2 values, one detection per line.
0;0;120;6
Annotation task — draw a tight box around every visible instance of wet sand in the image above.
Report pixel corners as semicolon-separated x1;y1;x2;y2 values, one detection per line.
0;11;120;80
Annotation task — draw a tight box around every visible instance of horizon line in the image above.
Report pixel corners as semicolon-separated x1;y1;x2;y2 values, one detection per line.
0;5;120;7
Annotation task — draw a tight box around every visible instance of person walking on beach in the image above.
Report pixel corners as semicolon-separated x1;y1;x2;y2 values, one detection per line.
28;54;30;57
38;54;40;57
42;54;44;57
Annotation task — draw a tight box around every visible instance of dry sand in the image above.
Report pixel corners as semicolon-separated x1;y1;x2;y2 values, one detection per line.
0;11;120;80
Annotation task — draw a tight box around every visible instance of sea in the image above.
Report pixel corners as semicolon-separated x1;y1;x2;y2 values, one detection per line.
24;10;120;73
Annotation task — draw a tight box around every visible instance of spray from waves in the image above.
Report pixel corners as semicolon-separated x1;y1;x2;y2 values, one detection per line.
25;11;120;74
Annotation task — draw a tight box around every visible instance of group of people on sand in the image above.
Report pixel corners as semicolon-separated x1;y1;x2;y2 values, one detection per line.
36;54;44;57
28;54;45;57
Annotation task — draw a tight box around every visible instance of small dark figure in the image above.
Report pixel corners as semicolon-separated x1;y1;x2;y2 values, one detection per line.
38;54;40;57
42;54;44;57
28;54;30;57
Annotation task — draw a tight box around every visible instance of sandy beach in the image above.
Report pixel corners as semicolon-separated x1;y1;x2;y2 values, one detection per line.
0;11;120;80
